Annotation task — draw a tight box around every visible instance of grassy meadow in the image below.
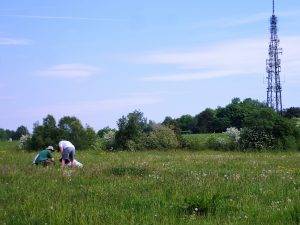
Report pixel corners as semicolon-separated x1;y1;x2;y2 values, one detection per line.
0;141;299;225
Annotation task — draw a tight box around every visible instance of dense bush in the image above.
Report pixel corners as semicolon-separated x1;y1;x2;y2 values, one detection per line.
92;130;117;151
115;110;150;150
145;125;179;150
239;128;275;150
206;136;233;151
18;134;31;150
91;138;106;151
240;108;299;150
225;127;240;143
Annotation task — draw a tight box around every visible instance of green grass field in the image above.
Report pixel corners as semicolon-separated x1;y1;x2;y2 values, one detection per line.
0;142;299;225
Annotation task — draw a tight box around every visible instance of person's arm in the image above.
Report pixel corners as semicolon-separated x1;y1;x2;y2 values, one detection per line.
47;151;55;163
61;158;65;169
59;145;63;153
58;144;65;169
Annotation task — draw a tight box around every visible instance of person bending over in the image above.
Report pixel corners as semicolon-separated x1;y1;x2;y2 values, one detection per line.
58;140;76;169
33;146;55;166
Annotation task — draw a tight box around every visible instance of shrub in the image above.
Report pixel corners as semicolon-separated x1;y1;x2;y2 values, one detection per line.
206;136;233;151
145;125;179;150
91;130;116;151
239;128;275;150
242;108;299;150
103;130;116;149
91;138;106;151
125;139;143;151
18;134;31;150
225;127;240;143
115;110;149;150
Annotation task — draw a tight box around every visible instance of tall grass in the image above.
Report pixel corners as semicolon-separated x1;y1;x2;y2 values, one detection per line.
0;142;299;225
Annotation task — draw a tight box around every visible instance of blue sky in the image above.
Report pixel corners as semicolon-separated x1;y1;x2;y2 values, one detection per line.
0;0;299;131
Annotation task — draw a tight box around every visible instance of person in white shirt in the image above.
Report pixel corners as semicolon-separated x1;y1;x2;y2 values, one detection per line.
58;140;76;169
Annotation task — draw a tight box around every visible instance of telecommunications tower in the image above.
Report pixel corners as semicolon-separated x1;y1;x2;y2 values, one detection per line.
266;0;283;113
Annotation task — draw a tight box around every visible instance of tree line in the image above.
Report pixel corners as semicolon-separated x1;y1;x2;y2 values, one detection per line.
163;98;300;134
1;98;299;151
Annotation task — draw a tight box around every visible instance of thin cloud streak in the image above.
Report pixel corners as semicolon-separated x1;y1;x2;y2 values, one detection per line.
190;10;300;29
0;14;129;22
20;96;163;118
37;64;101;78
142;70;252;82
135;36;300;83
0;37;31;45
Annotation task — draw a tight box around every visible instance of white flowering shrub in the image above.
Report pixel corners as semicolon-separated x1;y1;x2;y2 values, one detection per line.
103;130;116;148
92;130;116;151
18;134;31;150
239;128;275;150
225;127;240;143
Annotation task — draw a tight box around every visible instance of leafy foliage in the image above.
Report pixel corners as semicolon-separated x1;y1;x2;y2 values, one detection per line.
28;115;96;150
145;125;179;150
283;107;300;119
240;107;299;150
115;110;149;150
13;125;29;140
0;129;15;141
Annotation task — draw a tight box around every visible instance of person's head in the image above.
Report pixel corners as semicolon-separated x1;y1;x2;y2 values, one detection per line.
46;146;55;152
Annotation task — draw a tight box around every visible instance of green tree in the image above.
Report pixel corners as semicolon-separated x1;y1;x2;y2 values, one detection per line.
162;116;181;134
194;108;216;133
13;125;29;140
115;110;148;150
42;115;59;146
176;115;196;133
58;116;87;149
97;126;116;138
85;126;97;149
283;107;300;119
241;107;299;150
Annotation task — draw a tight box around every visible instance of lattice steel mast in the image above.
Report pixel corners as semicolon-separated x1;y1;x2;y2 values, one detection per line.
266;0;283;113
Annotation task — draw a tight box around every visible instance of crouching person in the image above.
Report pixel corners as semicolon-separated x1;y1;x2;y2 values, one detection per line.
58;140;76;169
33;146;55;166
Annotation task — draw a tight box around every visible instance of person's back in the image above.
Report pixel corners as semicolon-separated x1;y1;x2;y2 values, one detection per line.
58;140;76;168
58;140;75;150
33;146;55;166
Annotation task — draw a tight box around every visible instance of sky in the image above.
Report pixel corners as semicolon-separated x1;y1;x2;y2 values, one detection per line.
0;0;299;131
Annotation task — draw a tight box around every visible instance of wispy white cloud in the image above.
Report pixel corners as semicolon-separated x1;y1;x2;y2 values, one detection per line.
134;36;300;83
0;37;31;45
190;10;300;28
142;70;252;82
37;64;101;78
0;14;128;22
21;95;163;117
